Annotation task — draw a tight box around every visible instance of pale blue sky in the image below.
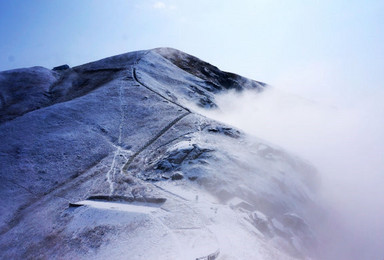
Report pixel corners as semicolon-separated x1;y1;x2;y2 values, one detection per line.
1;0;383;101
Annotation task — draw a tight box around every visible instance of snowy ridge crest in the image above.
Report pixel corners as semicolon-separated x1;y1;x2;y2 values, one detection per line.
0;48;316;259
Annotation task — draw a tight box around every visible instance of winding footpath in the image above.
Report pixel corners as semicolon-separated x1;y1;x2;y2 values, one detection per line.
121;52;191;173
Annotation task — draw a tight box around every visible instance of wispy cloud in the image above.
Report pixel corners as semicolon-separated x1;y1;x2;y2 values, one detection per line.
152;1;177;10
153;1;166;9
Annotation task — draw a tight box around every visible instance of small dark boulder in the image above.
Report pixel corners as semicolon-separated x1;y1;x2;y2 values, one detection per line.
52;64;70;71
207;126;240;138
171;172;184;180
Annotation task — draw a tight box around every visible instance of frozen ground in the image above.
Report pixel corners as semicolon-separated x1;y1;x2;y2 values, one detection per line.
0;48;317;259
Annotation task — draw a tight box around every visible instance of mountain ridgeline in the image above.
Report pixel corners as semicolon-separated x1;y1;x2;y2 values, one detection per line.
0;48;317;259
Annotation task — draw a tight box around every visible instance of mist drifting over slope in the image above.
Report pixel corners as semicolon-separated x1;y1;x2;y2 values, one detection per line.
196;85;384;259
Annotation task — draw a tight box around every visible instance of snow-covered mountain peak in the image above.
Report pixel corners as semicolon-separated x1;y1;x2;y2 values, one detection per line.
0;48;317;259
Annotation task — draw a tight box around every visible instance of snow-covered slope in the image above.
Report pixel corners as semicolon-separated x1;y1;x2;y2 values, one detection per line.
0;48;317;259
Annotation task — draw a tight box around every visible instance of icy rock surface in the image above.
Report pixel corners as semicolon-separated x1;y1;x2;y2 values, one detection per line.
0;48;316;259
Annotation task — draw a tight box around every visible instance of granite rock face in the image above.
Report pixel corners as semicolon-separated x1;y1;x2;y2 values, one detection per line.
0;48;317;259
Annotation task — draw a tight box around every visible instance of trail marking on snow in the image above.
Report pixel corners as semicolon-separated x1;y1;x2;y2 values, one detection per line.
106;79;127;195
152;183;189;201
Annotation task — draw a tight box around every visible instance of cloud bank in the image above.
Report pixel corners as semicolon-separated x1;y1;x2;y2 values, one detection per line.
197;85;384;259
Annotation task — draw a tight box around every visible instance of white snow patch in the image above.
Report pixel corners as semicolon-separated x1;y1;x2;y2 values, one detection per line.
72;200;159;214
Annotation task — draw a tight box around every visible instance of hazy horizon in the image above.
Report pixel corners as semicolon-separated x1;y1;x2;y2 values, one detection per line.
1;1;383;101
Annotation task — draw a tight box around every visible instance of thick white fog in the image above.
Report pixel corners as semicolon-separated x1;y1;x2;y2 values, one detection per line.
196;86;384;259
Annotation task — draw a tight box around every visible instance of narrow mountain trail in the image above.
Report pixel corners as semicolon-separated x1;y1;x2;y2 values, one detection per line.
121;53;192;173
122;112;190;172
132;68;191;112
106;78;127;195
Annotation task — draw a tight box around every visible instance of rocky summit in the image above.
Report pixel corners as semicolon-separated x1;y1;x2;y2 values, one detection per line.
0;48;317;259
